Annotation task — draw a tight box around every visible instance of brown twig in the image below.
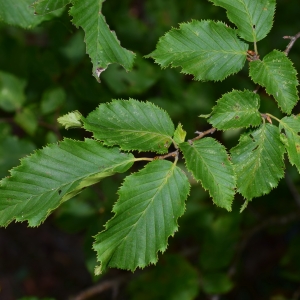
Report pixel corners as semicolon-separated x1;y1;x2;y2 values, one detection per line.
154;150;178;160
188;128;216;144
71;275;129;300
284;32;300;55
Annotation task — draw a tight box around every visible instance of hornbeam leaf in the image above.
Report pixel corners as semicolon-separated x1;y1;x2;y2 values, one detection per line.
209;0;276;42
231;123;285;200
32;0;71;15
84;99;175;154
70;0;135;80
173;123;187;145
180;138;235;210
146;20;248;81
0;0;63;29
0;139;134;227
249;50;299;114
93;160;190;274
279;115;300;173
208;90;262;130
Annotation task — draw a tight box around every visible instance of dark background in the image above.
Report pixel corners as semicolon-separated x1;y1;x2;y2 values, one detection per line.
1;0;300;299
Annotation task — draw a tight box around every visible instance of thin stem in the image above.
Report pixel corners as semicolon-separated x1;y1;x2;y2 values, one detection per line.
134;157;154;162
188;127;216;144
266;113;282;123
254;41;258;55
284;32;300;55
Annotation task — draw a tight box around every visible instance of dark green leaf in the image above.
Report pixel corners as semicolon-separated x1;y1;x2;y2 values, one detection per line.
180;138;236;210
279;115;300;173
147;20;248;81
208;90;262;130
32;0;71;15
209;0;276;42
84;99;175;154
249;50;299;114
231;123;285;200
70;0;135;80
93;160;190;274
0;139;134;227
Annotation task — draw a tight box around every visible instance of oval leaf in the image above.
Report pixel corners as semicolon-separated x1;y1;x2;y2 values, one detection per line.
180;138;236;211
146;20;248;81
70;0;135;80
0;139;134;227
93;160;190;274
208;90;262;130
209;0;276;42
84;99;175;154
279;115;300;173
249;50;299;114
231;123;285;200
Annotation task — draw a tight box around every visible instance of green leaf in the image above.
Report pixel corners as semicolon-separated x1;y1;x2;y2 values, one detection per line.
57;111;83;130
0;139;134;227
208;90;262;130
70;0;135;80
93;160;190;274
180;138;235;211
128;255;199;300
279;115;300;173
0;0;63;29
146;20;248;81
249;50;299;114
173;123;186;145
209;0;276;42
0;71;26;112
32;0;71;15
231;123;285;200
14;107;38;136
41;87;66;115
0;136;35;179
84;99;175;154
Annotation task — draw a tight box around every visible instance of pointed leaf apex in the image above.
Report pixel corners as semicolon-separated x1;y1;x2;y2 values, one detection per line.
57;111;83;129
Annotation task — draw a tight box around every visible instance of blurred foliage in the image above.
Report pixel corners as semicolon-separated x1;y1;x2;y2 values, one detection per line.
0;0;300;299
